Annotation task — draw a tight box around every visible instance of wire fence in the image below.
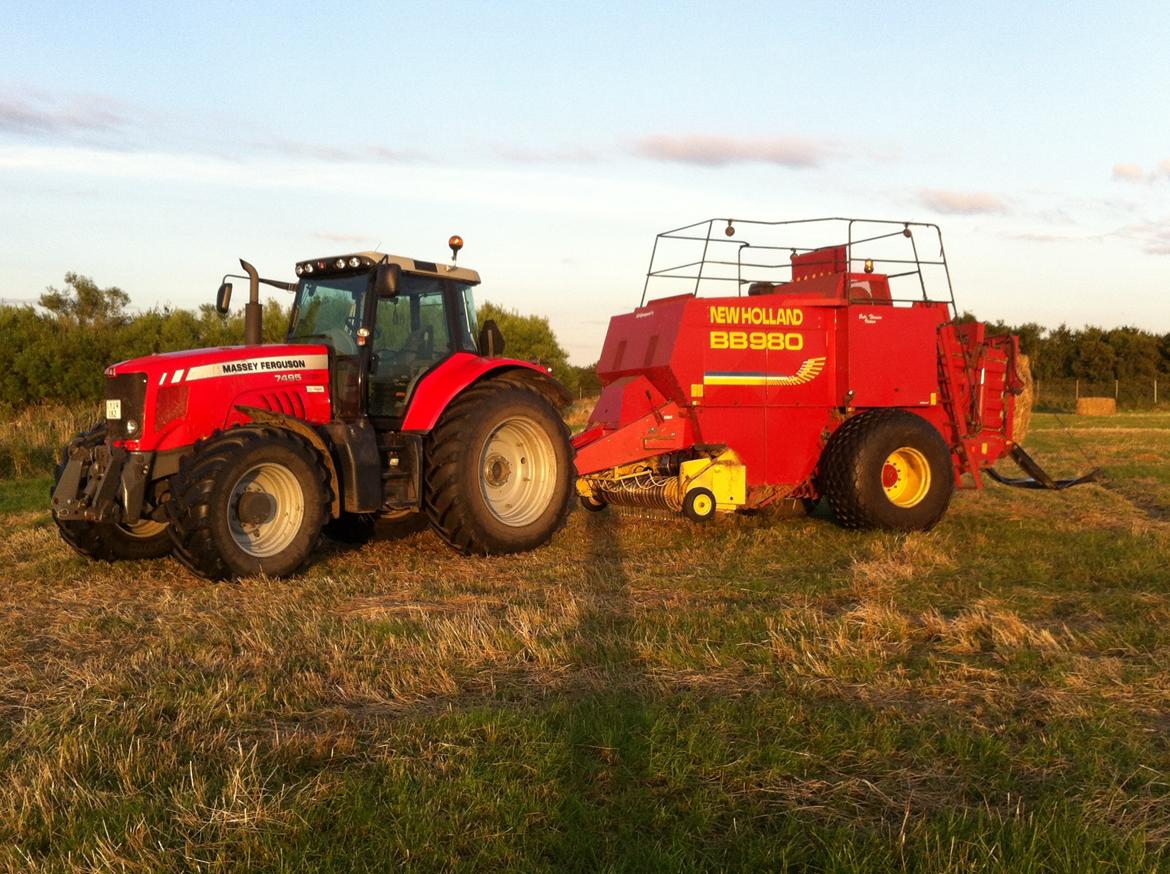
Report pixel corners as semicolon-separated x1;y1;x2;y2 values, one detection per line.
1033;377;1166;412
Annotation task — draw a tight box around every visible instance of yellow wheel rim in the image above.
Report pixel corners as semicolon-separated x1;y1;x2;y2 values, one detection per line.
881;447;931;508
691;493;713;516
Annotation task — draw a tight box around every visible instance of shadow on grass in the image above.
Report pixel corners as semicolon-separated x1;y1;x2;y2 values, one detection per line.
544;510;657;867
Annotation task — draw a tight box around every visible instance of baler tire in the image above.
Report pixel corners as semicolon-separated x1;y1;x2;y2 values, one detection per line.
323;512;379;544
683;487;717;522
166;426;329;580
423;382;574;555
51;432;172;562
821;409;953;531
579;494;608;513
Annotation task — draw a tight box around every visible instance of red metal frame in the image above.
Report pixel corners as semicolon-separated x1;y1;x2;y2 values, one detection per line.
574;246;1018;506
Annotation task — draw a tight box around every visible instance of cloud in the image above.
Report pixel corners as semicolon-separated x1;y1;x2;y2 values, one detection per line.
634;134;833;168
1111;160;1170;184
261;140;419;163
0;90;129;137
312;232;376;245
1112;163;1147;183
918;189;1007;215
495;145;600;163
1115;219;1170;255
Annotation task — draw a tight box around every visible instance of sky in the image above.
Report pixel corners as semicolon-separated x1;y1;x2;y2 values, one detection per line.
1;0;1168;362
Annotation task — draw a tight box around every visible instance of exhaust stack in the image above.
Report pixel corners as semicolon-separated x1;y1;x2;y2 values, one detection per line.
240;259;262;346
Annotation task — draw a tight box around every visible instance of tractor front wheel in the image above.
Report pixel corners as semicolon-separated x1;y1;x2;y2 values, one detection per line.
166;427;329;580
54;517;173;562
51;433;173;562
821;410;954;531
424;383;574;554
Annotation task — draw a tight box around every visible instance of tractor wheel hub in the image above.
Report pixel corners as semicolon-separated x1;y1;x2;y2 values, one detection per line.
483;454;512;487
236;490;277;525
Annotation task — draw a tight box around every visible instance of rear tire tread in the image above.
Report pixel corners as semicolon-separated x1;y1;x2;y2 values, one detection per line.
423;381;573;554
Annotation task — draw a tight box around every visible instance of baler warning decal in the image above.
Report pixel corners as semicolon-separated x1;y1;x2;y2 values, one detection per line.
703;356;827;387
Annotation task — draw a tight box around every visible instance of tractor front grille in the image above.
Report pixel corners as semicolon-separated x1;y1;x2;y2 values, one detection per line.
105;372;148;441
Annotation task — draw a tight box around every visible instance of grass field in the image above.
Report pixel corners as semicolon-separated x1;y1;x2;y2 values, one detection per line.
1;409;1168;872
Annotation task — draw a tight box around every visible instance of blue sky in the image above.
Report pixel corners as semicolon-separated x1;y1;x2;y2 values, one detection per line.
2;0;1168;361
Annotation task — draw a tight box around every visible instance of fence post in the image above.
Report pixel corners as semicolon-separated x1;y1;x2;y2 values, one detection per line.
1075;379;1079;400
1156;378;1159;406
1115;379;1119;400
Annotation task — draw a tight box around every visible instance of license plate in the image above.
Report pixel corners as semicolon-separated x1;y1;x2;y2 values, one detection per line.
106;399;122;420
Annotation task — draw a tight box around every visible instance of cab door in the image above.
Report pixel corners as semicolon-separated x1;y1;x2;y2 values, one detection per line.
367;279;453;420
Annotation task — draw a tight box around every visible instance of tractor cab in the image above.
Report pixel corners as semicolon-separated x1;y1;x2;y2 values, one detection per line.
287;251;482;422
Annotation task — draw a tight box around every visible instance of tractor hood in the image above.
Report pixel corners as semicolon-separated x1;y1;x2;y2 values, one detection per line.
105;343;330;384
102;343;334;453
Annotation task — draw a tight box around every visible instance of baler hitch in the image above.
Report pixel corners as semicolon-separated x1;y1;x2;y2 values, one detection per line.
985;445;1098;491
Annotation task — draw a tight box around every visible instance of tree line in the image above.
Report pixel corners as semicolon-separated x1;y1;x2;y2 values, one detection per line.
0;274;599;410
4;272;1161;411
960;313;1170;380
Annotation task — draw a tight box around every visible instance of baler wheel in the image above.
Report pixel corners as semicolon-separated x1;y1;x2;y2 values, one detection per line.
166;426;329;580
821;410;953;531
423;382;574;554
51;428;173;562
579;493;608;513
682;487;717;522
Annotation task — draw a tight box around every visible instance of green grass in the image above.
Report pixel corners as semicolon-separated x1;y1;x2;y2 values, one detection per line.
0;412;1167;871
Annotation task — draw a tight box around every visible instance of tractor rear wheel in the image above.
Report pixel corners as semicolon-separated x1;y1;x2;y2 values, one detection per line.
51;431;172;562
166;427;329;580
424;382;573;554
821;410;954;531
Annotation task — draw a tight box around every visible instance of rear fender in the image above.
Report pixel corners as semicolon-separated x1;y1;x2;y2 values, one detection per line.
400;353;571;432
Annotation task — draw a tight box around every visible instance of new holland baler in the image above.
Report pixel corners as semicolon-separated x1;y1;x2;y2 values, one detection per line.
573;218;1091;530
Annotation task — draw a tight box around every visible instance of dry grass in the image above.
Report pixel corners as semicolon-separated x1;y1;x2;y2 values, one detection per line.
0;411;1168;870
0;402;97;479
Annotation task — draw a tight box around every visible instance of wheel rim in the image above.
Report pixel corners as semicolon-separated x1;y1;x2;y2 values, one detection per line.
227;462;305;557
117;518;167;539
478;416;557;527
691;492;713;517
881;446;931;508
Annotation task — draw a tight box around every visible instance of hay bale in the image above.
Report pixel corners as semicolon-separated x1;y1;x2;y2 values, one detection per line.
1076;396;1116;416
1014;353;1033;443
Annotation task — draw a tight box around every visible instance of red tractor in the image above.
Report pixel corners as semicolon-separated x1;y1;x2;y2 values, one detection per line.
51;238;575;579
573;218;1091;528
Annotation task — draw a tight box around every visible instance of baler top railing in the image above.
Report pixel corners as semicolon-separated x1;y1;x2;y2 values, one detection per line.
640;217;957;314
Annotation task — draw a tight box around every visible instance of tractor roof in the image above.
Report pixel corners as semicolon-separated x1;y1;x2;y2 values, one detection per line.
295;251;481;285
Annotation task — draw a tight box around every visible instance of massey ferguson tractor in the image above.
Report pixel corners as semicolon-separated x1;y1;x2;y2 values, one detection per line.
573;218;1092;528
51;238;575;579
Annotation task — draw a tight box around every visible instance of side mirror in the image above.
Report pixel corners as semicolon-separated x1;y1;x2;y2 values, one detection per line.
215;282;232;314
478;319;505;357
373;263;401;297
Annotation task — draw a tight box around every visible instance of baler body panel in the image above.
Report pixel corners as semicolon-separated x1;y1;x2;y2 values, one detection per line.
578;287;1017;502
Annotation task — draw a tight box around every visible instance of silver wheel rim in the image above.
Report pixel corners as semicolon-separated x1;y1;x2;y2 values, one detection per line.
227;462;305;558
478;415;557;527
117;518;167;539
